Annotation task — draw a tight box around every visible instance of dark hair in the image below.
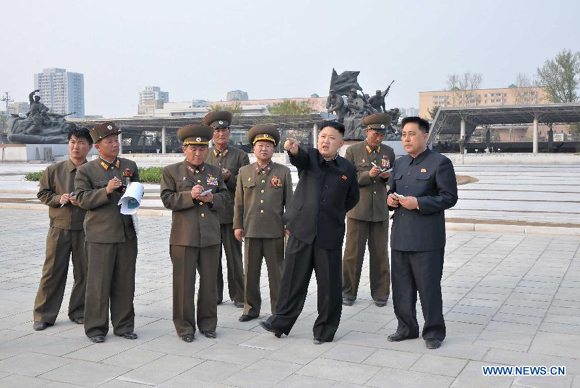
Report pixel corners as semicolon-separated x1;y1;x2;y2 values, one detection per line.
319;120;345;136
68;127;93;144
401;116;430;133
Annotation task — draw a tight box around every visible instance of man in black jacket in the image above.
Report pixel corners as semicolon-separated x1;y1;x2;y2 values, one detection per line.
260;121;359;344
386;116;458;350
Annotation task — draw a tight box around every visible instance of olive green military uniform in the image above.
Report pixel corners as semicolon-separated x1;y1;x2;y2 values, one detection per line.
34;159;88;324
204;111;250;305
161;124;230;337
75;122;140;339
234;158;293;317
342;114;396;304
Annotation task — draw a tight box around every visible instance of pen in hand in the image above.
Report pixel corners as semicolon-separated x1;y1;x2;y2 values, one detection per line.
60;192;74;208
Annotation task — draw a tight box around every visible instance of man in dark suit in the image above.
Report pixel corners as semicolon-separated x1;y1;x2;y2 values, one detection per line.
259;121;359;344
386;116;458;349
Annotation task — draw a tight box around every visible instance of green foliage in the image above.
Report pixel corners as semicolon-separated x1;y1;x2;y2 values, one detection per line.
25;171;44;181
209;102;243;118
25;167;164;183
268;100;312;116
428;106;440;120
137;167;163;183
537;49;580;103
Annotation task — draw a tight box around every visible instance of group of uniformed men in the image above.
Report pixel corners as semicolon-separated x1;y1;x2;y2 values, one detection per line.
33;110;458;349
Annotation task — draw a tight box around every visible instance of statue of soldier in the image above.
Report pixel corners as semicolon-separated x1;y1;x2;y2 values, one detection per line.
326;90;346;123
347;89;364;117
28;89;51;132
369;90;386;113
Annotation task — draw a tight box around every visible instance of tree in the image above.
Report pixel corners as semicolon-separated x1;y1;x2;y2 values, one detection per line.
537;49;580;103
510;73;534;105
446;72;483;107
428;106;440;120
209;102;243;118
268;100;312;116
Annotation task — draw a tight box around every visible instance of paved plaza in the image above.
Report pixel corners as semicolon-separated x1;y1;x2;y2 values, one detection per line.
0;207;579;387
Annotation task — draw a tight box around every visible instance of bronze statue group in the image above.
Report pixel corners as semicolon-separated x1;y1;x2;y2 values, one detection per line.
32;109;458;350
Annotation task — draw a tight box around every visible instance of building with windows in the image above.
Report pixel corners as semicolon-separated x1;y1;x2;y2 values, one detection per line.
226;90;249;101
138;86;169;115
7;102;30;116
419;86;548;119
34;68;85;118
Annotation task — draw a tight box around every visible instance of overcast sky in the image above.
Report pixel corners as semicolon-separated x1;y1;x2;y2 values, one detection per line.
1;0;579;117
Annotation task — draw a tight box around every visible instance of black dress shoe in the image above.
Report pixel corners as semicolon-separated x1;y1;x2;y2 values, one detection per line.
117;331;138;340
313;338;325;345
33;321;48;331
342;298;354;306
374;300;387;307
387;332;418;342
70;317;84;324
425;339;442;349
239;314;257;322
259;320;282;338
234;301;244;308
181;334;195;342
89;335;105;343
217;299;223;305
200;330;216;339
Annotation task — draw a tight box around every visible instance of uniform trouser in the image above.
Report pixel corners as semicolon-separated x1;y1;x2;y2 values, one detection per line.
267;236;342;342
391;249;446;341
243;237;284;317
342;218;390;302
216;223;244;304
84;239;137;337
171;244;220;336
33;227;87;324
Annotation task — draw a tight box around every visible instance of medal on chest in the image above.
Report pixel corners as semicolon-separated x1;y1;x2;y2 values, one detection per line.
207;174;218;186
270;175;282;188
381;156;390;169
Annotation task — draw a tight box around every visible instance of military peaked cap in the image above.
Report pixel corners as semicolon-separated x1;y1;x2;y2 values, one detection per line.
248;124;280;146
363;113;392;133
90;121;121;143
177;124;214;146
202;111;233;129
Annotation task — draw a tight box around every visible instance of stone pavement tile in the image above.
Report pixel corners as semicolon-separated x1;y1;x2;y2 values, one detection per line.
348;311;394;325
497;305;547;318
222;358;302;388
213;326;261;345
193;343;271;366
410;354;468;377
445;312;494;325
272;374;336;388
296;358;380;385
513;374;573;388
544;314;580;326
0;352;71;377
548;306;580;317
366;367;454;388
117;354;202;385
485;321;538;335
64;335;144;362
530;332;580;359
31;337;91;357
267;338;335;365
491;312;543;326
0;375;53;388
363;349;422;369
484;348;580;375
0;333;61;360
450;361;514;388
450;305;497;317
158;360;243;385
137;334;216;357
96;380;153;388
39;360;130;387
320;343;376;363
101;348;166;369
130;318;174;340
539;321;580;336
504;296;552;310
239;333;293;351
0;329;30;343
335;317;388;336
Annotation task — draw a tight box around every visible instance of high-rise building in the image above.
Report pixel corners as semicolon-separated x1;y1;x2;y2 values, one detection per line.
34;68;85;118
138;86;169;115
227;90;249;101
